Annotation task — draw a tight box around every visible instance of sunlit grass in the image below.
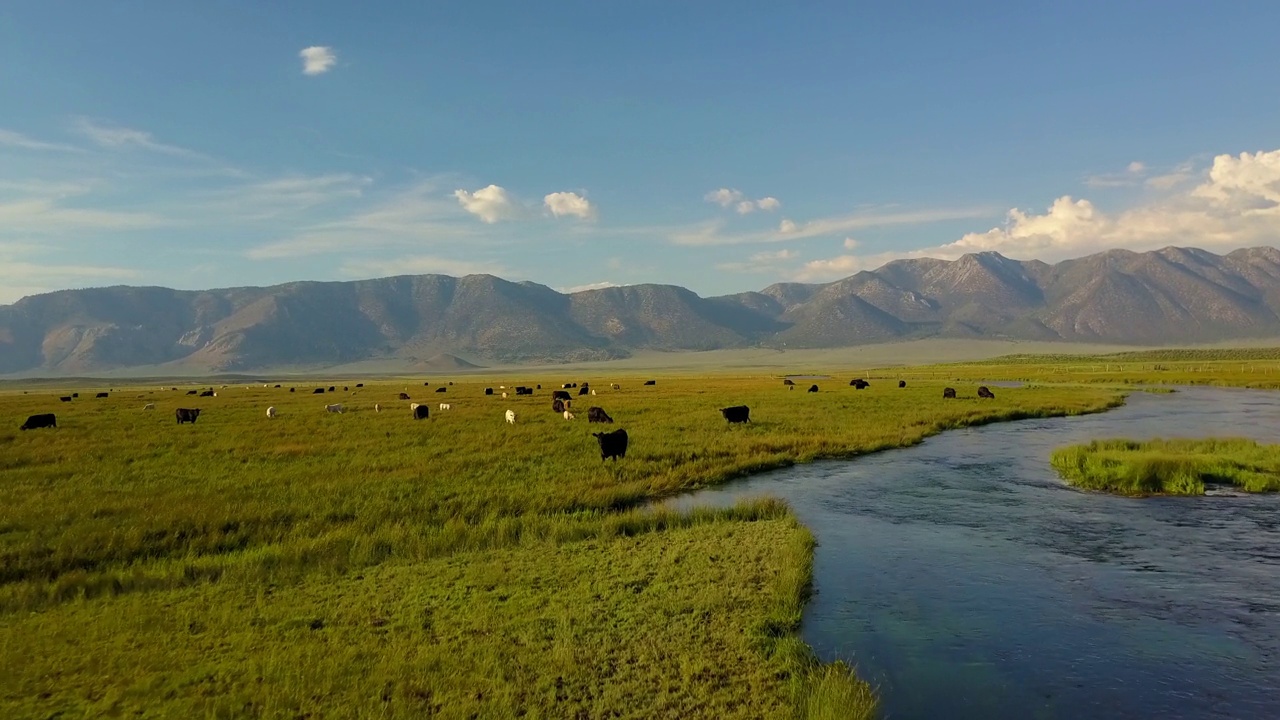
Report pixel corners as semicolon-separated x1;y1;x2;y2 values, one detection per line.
1051;438;1280;496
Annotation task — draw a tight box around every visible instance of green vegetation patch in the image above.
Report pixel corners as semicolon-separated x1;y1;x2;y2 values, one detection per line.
0;510;874;719
1051;438;1280;496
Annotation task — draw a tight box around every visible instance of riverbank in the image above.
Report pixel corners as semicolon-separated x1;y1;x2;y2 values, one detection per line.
1051;437;1280;496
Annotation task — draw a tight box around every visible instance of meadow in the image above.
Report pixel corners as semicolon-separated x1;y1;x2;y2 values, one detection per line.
0;374;1122;718
1050;438;1280;496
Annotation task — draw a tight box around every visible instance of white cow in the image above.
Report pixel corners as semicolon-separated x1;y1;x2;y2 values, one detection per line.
439;403;451;410
143;403;155;410
502;392;508;399
375;403;381;413
325;403;344;413
505;409;516;424
591;389;597;395
563;410;575;420
266;406;277;419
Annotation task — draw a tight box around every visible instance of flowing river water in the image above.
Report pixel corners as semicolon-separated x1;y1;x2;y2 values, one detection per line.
666;387;1280;719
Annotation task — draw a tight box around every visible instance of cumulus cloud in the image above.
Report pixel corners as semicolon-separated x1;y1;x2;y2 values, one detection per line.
705;188;744;207
778;219;798;234
454;184;519;223
300;46;337;75
736;200;756;215
794;148;1280;283
544;191;596;220
843;237;860;250
756;196;781;212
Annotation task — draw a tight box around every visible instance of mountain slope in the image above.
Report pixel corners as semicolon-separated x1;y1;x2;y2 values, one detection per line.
4;245;1280;374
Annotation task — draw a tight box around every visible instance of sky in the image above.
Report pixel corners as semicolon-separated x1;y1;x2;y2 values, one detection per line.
2;1;1279;304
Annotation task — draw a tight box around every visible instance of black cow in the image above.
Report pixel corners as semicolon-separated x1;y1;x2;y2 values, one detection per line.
552;390;572;401
275;384;282;388
59;396;72;402
578;386;590;396
355;383;364;388
290;388;296;393
199;390;215;397
71;393;79;398
424;382;430;386
20;413;56;430
186;390;199;396
899;380;907;388
516;387;532;396
314;388;326;394
977;386;995;399
808;385;819;393
485;388;494;395
592;429;628;461
562;383;573;389
587;406;613;424
413;405;430;420
327;386;336;392
535;384;540;389
175;408;201;424
343;386;349;392
435;387;447;393
943;387;957;399
643;380;656;386
782;379;795;386
399;392;411;400
95;392;108;398
720;405;751;423
552;399;566;413
850;379;869;389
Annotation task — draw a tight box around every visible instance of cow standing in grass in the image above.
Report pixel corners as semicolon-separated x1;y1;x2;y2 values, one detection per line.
720;406;750;424
176;408;201;424
20;413;56;430
977;386;995;399
943;388;957;399
592;429;628;461
587;407;613;424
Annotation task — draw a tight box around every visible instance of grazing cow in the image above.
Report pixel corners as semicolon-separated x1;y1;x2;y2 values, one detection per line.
313;388;325;394
977;386;995;399
186;390;198;395
175;408;201;424
783;378;795;386
592;429;629;461
485;388;494;395
850;379;869;389
587;406;613;424
808;384;819;393
375;403;381;412
199;390;215;397
643;380;656;386
143;403;155;411
591;389;597;396
502;392;508;399
327;386;336;392
290;388;296;393
266;406;277;418
424;382;430;386
399;392;411;400
439;403;450;411
325;404;345;413
414;405;429;420
343;386;349;392
275;384;282;388
505;409;516;424
72;393;79;398
355;383;364;388
96;392;108;398
20;413;56;430
552;399;566;413
59;396;72;402
899;380;907;388
611;384;620;390
435;387;447;393
516;387;533;396
720;405;751;424
563;410;575;420
562;383;573;389
553;390;572;401
943;387;957;399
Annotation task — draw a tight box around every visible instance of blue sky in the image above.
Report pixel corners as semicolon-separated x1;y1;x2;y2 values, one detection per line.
2;1;1279;304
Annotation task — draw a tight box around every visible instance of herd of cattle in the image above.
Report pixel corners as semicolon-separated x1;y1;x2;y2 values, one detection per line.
16;377;998;461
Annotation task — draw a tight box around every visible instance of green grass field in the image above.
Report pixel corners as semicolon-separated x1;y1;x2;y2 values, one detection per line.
1050;438;1280;496
0;374;1123;717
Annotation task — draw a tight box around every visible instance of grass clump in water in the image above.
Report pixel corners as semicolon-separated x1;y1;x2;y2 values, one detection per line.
1051;438;1280;496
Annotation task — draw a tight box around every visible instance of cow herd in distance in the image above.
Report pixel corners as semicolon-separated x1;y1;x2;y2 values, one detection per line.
16;376;1000;466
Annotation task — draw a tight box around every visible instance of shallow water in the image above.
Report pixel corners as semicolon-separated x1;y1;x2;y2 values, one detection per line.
668;387;1280;719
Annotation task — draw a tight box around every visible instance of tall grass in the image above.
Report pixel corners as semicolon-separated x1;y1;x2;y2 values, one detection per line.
0;374;1119;717
1051;438;1280;496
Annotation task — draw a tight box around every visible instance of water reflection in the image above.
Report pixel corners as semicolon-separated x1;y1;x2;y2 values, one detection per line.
668;387;1280;719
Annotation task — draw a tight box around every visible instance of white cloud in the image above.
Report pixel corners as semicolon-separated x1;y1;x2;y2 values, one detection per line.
300;46;337;75
794;148;1280;282
71;118;212;161
560;281;620;293
736;200;756;215
756;196;781;212
670;206;993;246
0;198;166;234
544;191;596;220
843;237;860;250
1127;161;1146;174
1085;160;1149;188
454;184;519;223
202;173;372;220
717;249;799;273
705;188;744;207
0;129;83;153
341;254;508;279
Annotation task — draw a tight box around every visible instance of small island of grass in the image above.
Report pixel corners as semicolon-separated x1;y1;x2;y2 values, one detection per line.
1051;438;1280;496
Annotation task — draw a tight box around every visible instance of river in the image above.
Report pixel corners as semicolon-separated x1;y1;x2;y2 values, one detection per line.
666;387;1280;719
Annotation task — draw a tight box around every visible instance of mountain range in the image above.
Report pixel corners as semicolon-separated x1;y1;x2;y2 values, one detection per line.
3;245;1280;375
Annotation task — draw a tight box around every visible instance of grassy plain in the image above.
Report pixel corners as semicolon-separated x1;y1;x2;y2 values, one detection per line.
1051;438;1280;496
0;374;1120;718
